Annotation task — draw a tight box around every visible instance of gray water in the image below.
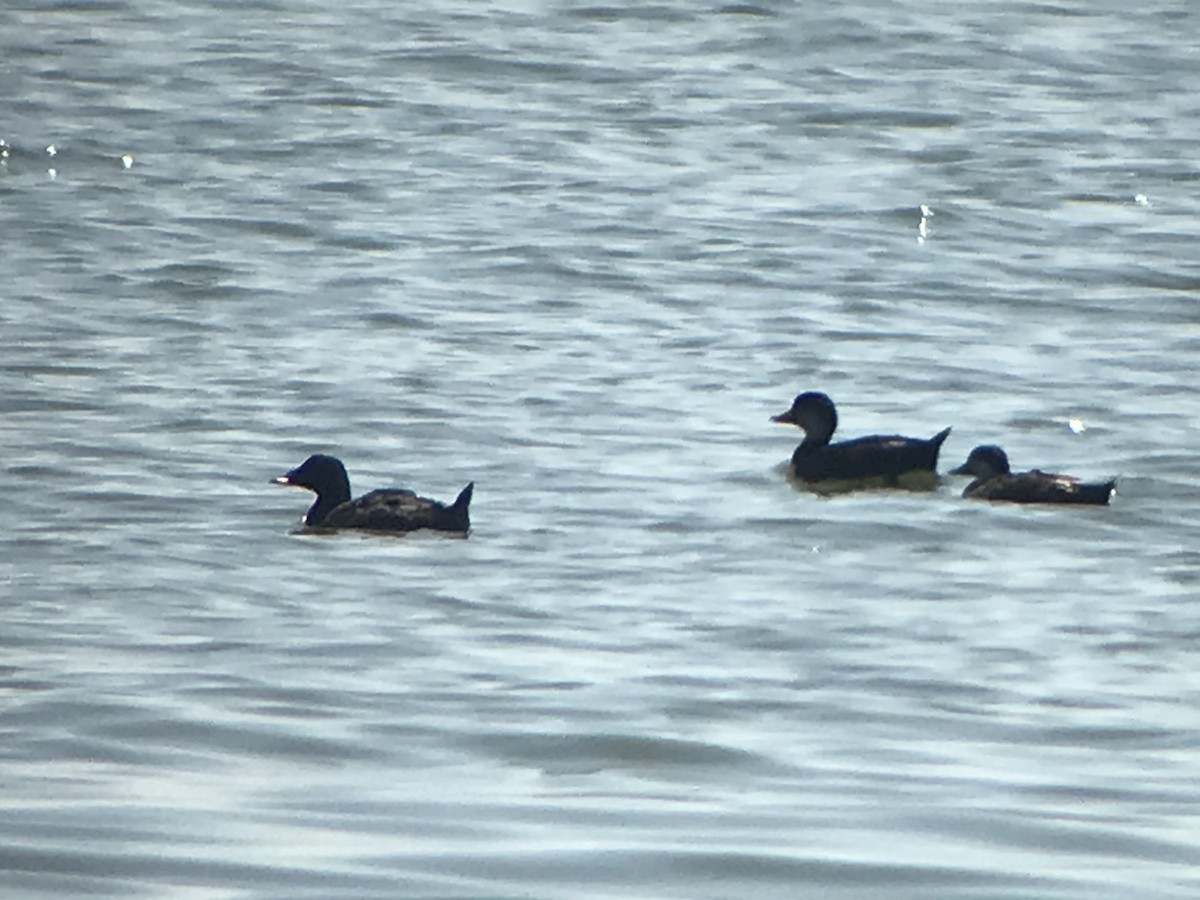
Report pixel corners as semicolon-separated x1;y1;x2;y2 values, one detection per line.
3;1;1200;897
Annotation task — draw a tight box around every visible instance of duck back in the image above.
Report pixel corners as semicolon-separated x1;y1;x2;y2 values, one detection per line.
792;427;951;485
964;472;1114;505
323;482;474;532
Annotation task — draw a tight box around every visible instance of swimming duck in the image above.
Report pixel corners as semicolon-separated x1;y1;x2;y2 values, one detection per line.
950;445;1115;505
771;391;951;488
273;454;473;533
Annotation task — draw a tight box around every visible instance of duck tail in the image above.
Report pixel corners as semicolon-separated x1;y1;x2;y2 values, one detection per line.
1089;478;1117;505
450;481;474;530
925;427;952;471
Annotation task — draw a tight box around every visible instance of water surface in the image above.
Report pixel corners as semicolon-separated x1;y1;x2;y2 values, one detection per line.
3;1;1199;897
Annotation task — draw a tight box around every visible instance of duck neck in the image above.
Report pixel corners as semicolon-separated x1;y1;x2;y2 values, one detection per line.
798;429;833;451
304;496;335;526
799;406;836;449
305;474;351;526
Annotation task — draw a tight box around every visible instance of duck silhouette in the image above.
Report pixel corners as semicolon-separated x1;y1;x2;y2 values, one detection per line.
772;391;951;489
273;454;473;533
950;445;1115;505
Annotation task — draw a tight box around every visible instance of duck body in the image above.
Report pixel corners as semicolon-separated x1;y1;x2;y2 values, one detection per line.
273;454;473;533
772;391;951;488
950;445;1115;505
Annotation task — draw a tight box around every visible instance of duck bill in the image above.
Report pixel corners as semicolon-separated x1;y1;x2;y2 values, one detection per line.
271;474;295;486
948;463;972;476
770;409;798;425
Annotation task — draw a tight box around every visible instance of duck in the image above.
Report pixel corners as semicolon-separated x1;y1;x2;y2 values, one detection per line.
771;391;951;489
949;445;1115;505
273;454;473;533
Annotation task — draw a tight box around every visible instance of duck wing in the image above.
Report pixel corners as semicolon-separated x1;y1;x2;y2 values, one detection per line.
323;483;473;532
967;472;1114;505
794;429;950;483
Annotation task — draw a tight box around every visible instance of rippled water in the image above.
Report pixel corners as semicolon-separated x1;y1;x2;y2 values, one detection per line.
3;1;1200;897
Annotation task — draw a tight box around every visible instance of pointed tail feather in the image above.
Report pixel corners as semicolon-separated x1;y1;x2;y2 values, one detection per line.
449;481;474;530
928;426;952;469
454;481;474;510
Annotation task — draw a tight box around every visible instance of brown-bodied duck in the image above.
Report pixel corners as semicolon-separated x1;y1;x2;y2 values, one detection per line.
273;454;473;533
771;391;951;489
950;445;1115;505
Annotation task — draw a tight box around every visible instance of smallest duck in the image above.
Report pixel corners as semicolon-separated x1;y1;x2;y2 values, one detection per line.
772;391;951;489
950;445;1115;505
274;454;473;533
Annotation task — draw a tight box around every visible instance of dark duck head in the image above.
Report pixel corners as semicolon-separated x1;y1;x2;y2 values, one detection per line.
770;391;950;488
950;444;1115;505
949;444;1010;479
770;391;839;447
273;453;352;526
273;454;473;533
